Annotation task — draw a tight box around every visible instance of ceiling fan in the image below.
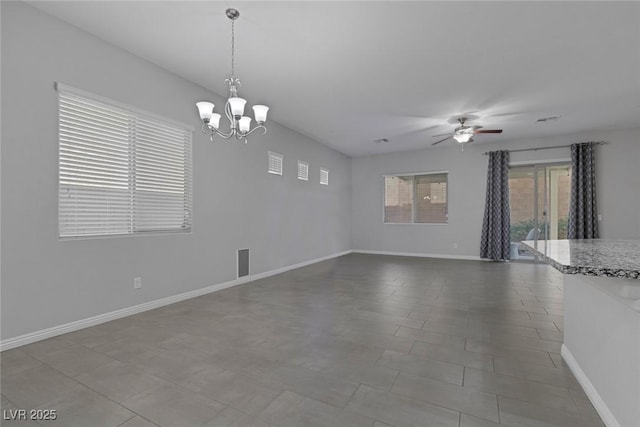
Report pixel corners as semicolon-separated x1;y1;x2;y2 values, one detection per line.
432;117;503;145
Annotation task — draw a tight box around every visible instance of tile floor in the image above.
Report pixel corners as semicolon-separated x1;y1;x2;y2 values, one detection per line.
0;254;605;426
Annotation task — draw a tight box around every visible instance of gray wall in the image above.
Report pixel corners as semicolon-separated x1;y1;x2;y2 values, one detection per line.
352;127;640;257
0;2;351;341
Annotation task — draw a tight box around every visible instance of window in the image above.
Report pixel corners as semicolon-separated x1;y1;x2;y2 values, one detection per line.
57;84;192;238
384;172;448;223
320;168;329;185
297;160;309;181
268;151;284;175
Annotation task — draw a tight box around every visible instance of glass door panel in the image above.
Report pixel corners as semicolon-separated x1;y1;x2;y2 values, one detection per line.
508;163;571;261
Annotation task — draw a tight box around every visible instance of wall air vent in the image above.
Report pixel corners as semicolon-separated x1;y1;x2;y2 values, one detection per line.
238;249;249;278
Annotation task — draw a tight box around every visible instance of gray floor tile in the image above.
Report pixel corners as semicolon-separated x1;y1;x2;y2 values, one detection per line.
498;395;605;427
465;338;555;368
33;387;134;427
0;254;604;427
258;390;373;427
570;394;602;421
394;326;467;350
118;416;160;427
489;334;562;353
1;364;86;409
74;360;168;403
391;371;499;422
464;367;582;415
1;394;15;410
346;384;460;427
460;413;504;427
336;330;415;354
0;395;41;427
31;343;117;377
377;350;464;385
410;341;494;371
316;360;399;391
408;310;469;328
121;382;225;427
203;406;274;427
0;349;42;380
536;328;563;343
493;357;581;390
19;336;75;359
179;366;283;415
262;364;359;408
351;309;425;329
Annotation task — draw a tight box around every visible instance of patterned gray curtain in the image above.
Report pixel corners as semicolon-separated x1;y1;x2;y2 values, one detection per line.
480;150;511;261
567;142;599;239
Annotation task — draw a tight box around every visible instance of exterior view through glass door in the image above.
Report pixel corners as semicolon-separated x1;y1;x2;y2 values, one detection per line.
508;163;571;260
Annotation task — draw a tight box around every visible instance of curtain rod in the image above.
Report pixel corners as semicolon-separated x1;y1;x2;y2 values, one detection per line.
482;141;607;155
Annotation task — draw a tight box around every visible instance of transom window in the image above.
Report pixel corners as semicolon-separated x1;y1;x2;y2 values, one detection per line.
297;160;309;181
320;168;329;185
268;151;284;175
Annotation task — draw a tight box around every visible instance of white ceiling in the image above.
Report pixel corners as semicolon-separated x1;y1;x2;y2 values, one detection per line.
28;1;640;157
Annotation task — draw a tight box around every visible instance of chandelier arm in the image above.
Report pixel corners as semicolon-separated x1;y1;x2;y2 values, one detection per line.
212;128;235;139
201;124;235;140
241;125;267;137
224;99;236;130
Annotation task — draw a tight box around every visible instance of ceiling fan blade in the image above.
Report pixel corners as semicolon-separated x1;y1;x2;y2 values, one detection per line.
432;136;452;145
432;132;453;138
474;129;503;134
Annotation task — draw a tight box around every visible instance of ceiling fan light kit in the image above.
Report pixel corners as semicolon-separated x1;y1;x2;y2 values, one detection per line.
453;133;473;143
432;117;503;146
196;8;269;143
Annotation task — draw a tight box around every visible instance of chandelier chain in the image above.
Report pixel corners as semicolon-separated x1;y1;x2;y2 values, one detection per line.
231;19;235;78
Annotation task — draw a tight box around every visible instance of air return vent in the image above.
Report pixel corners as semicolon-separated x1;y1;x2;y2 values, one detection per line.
238;249;249;278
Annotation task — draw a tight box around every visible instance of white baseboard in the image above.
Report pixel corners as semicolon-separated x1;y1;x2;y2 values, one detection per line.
561;344;620;427
250;250;352;280
352;249;483;261
0;250;352;352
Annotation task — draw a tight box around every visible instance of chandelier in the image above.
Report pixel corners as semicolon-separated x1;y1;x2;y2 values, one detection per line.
196;8;268;143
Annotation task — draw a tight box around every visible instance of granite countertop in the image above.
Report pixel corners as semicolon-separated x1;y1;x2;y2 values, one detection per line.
521;239;640;279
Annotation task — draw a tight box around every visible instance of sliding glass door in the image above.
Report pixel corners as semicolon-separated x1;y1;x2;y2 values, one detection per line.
508;163;571;260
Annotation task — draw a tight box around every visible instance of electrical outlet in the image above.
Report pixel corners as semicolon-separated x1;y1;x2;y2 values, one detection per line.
134;277;142;289
453;243;458;249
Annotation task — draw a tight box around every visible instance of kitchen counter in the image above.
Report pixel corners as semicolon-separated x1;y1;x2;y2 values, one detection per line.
522;238;640;427
522;239;640;279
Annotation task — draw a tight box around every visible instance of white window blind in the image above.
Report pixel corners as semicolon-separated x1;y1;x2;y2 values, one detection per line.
268;151;284;175
320;168;329;185
58;85;192;238
297;160;309;181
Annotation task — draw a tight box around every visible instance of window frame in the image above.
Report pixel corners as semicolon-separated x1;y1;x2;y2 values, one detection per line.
56;83;193;239
382;170;449;225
